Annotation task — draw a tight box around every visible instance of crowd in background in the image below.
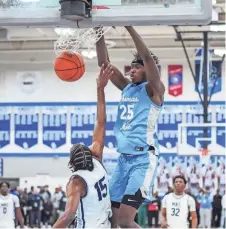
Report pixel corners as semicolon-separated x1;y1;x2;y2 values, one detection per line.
5;156;225;228
155;156;225;197
8;182;225;228
10;185;68;228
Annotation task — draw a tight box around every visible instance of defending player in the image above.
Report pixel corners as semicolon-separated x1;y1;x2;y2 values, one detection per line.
96;26;165;228
53;65;112;228
161;175;198;228
0;182;24;228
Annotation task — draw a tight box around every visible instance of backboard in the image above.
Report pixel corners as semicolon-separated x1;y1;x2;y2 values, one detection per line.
177;123;226;156
0;0;212;27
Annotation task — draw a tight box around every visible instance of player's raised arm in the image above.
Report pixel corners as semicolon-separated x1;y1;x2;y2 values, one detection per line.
90;64;112;160
53;176;86;228
95;31;110;66
95;30;130;91
125;26;165;98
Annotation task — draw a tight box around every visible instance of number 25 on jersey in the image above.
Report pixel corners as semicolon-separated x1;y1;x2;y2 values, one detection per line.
120;104;134;120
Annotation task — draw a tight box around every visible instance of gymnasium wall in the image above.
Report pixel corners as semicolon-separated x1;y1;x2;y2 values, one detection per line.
0;58;225;102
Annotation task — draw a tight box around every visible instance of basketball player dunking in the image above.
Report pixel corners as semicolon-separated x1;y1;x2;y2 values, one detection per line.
96;26;165;228
53;65;112;228
0;182;24;228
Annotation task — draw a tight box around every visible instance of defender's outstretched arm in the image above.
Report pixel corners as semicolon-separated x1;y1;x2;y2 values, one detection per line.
91;65;112;160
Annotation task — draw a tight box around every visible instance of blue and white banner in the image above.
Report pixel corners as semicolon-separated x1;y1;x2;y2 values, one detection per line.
0;103;225;155
0;158;3;176
0;107;10;149
43;106;67;149
14;106;39;149
195;48;222;95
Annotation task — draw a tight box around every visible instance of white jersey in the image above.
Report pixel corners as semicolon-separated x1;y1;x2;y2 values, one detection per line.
190;172;199;184
162;193;196;229
0;194;20;228
73;158;112;228
204;170;214;187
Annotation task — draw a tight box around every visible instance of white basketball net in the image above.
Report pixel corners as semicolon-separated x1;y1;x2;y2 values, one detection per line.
54;27;110;56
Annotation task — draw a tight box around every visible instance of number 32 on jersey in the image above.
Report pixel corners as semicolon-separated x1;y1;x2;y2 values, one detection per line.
120;104;134;120
171;208;180;216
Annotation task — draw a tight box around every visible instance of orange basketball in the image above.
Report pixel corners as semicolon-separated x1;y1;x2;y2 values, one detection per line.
54;52;86;82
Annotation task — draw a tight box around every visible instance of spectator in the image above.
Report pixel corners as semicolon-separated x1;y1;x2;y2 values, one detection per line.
43;199;53;227
198;187;213;228
44;185;51;197
58;191;67;218
28;189;43;228
52;187;63;224
10;186;19;197
158;165;171;195
147;192;161;228
188;165;200;197
171;162;184;177
221;192;226;228
40;186;51;203
28;186;34;196
40;186;51;225
212;189;222;227
204;166;215;191
19;189;28;226
217;164;225;196
27;186;34;224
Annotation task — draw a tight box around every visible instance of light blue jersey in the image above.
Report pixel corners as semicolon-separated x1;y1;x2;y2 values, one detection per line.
114;82;163;155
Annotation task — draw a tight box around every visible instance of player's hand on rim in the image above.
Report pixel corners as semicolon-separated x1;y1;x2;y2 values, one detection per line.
96;64;113;89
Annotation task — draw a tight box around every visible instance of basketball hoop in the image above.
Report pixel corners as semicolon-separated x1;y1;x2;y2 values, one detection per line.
199;148;211;165
54;26;111;56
